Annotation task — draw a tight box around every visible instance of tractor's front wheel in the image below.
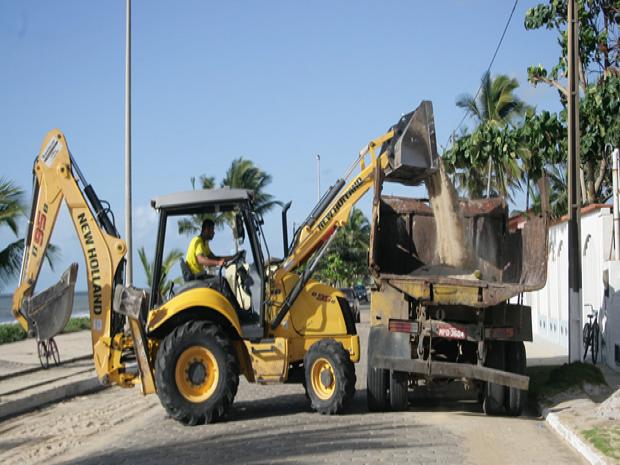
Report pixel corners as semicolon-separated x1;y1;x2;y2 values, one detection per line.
155;321;239;426
304;339;356;415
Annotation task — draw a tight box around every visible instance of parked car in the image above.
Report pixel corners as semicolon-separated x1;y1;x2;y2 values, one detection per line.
339;288;360;323
353;284;368;303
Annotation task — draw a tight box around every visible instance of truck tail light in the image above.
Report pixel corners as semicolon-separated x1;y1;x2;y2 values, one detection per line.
389;319;419;334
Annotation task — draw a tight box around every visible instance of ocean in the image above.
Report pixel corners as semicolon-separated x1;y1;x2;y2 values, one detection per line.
0;291;91;324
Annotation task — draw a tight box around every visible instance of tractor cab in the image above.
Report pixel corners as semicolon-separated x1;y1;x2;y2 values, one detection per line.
148;188;268;339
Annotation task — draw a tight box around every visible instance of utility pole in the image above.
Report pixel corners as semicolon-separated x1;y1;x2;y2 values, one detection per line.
124;0;133;286
316;154;321;202
567;0;582;362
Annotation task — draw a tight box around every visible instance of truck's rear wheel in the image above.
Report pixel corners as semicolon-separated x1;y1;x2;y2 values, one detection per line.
483;341;505;416
504;341;526;416
367;363;389;412
304;339;356;415
155;321;239;425
389;370;408;411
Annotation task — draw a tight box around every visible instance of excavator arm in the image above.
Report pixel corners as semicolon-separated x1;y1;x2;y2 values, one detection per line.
270;101;439;328
12;129;152;390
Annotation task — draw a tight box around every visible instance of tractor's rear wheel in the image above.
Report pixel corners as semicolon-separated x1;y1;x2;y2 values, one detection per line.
483;341;506;416
304;339;356;415
155;321;238;425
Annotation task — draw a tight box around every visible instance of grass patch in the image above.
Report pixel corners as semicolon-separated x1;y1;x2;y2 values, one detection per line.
526;362;607;402
0;323;28;344
62;317;91;333
0;317;91;344
583;426;620;459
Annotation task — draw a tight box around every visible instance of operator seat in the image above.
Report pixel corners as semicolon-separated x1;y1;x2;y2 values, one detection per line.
180;258;211;282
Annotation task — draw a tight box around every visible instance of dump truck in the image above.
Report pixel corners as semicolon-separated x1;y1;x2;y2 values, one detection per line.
366;163;549;415
13;101;439;425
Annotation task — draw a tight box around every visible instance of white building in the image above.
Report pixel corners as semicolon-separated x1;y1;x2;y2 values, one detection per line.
520;205;620;372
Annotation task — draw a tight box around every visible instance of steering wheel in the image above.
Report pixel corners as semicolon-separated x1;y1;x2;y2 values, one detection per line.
223;250;246;268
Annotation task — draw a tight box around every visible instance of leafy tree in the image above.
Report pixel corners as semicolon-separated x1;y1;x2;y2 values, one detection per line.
525;0;620;205
138;246;183;296
0;178;59;291
445;122;523;200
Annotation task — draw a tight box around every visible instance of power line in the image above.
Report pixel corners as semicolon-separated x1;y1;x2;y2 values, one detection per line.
444;0;520;151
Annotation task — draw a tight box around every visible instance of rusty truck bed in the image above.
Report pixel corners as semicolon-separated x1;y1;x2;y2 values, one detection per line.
369;195;549;307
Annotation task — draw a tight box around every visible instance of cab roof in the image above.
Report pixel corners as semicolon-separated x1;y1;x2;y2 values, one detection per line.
151;188;253;214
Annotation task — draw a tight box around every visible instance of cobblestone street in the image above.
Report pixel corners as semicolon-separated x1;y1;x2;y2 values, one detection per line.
0;307;585;465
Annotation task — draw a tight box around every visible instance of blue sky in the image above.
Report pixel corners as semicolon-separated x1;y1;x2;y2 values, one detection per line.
0;1;563;293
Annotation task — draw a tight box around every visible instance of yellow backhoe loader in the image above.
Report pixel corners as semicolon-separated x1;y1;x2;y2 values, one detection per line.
12;101;438;425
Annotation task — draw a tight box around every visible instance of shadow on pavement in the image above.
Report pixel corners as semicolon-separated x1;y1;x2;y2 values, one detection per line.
58;417;457;465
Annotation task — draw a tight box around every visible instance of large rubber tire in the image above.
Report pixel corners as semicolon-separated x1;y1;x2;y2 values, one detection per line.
504;341;526;416
389;370;408;411
304;339;356;415
483;341;505;416
367;363;389;412
155;321;239;426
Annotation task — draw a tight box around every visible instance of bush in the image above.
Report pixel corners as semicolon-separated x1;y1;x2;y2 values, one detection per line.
0;317;91;344
0;324;28;344
62;317;91;333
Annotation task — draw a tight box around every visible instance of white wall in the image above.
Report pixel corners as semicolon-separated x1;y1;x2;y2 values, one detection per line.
523;206;620;371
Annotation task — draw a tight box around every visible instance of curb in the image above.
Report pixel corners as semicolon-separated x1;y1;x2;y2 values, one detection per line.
541;406;611;465
0;377;107;421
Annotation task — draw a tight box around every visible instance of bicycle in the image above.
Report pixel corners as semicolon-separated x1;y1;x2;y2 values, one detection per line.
582;304;600;365
37;337;60;369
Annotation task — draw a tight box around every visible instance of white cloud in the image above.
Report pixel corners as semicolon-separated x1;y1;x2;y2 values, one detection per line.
133;205;158;242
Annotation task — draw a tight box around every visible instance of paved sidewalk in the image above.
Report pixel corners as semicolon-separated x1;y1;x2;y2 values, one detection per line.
526;336;620;465
0;331;93;378
0;331;104;420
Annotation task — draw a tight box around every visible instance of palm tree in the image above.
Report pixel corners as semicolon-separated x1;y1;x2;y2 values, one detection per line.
221;158;275;216
138;246;183;297
177;175;218;236
340;208;370;250
0;178;58;291
455;71;527;197
528;163;568;219
178;158;276;238
316;208;370;286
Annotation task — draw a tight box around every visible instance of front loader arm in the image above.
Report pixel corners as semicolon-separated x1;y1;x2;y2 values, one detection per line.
279;131;393;275
269;101;438;329
12;130;128;382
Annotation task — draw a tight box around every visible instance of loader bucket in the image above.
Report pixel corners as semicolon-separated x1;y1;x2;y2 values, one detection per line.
24;263;78;340
385;100;439;186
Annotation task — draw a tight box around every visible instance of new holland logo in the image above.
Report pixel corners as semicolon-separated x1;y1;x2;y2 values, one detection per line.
317;177;364;231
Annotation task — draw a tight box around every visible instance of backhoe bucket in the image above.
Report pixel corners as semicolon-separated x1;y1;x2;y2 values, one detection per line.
24;263;78;340
385;100;439;185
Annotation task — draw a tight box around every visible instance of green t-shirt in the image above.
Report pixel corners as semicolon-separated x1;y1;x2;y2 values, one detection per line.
186;236;212;275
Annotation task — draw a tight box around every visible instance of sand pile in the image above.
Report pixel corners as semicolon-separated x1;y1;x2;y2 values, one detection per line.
424;159;476;272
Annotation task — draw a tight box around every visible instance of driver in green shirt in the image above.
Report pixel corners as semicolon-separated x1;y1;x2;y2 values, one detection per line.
186;219;234;278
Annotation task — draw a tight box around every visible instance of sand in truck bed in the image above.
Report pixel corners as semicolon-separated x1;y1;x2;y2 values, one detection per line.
420;159;481;282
